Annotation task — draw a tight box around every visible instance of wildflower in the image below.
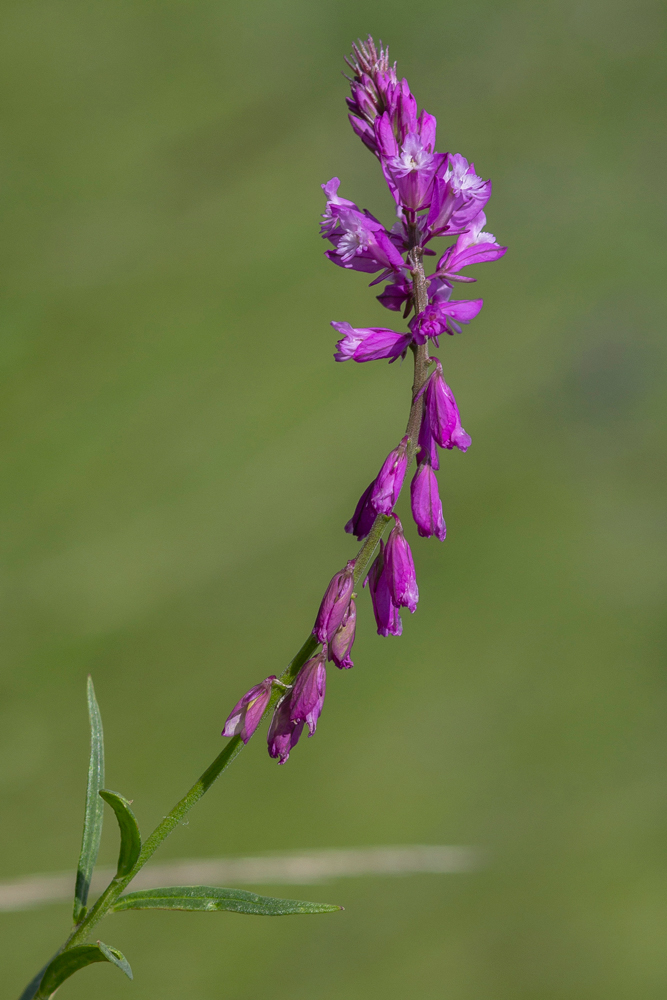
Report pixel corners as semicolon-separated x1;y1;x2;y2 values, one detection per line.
426;154;491;238
435;211;507;279
322;194;405;275
290;651;327;735
411;463;446;540
376;273;413;313
417;404;440;470
331;321;412;363
313;560;355;645
345;479;377;540
222;676;276;744
378;118;445;212
320;177;357;236
384;516;419;612
409;296;484;344
370;435;409;514
425;362;472;451
330;599;356;669
365;541;403;637
267;693;303;765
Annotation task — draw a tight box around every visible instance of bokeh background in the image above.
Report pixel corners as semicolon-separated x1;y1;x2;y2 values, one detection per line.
2;1;666;997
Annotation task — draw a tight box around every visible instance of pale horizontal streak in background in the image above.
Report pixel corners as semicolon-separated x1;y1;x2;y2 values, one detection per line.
0;846;478;912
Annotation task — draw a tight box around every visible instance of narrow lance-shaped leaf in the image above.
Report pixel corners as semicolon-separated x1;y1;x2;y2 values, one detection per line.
73;676;105;924
34;942;132;999
112;885;343;916
99;789;141;877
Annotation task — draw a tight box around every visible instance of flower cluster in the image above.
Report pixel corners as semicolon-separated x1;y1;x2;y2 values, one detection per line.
222;37;505;764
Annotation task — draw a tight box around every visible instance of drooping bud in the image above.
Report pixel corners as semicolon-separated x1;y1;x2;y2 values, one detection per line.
345;479;377;540
267;692;304;765
384;516;419;613
330;599;356;669
417;405;439;470
222;676;276;744
370;435;409;514
411;463;446;541
313;560;355;644
290;651;327;736
425;362;472;452
365;541;403;637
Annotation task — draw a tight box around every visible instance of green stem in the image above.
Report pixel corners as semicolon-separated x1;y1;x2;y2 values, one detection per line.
25;294;433;998
30;513;396;995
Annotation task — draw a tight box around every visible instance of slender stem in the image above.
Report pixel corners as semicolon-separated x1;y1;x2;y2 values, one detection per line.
24;245;435;999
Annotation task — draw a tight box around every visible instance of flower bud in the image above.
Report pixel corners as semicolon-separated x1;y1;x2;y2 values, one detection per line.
417;405;439;470
384;516;419;612
345;479;377;540
222;676;276;744
370;435;409;514
313;560;355;644
411;463;446;540
330;599;356;669
290;652;327;736
425;363;471;452
365;541;403;637
267;693;304;765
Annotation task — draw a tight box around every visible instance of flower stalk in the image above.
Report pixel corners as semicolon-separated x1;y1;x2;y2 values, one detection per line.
21;35;505;998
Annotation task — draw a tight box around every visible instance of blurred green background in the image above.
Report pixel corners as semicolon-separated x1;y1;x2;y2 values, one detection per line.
1;0;666;997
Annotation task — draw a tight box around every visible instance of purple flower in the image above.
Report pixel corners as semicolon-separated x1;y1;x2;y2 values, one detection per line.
331;321;412;363
379;123;445;211
384;516;419;612
345;479;377;540
370;435;409;514
436;211;507;278
365;541;403;637
267;693;304;765
320;177;358;236
345;38;426;160
417;404;440;470
290;651;327;736
222;676;276;744
411;463;446;540
322;195;405;275
313;560;355;645
425;362;472;451
426;154;492;238
376;273;413;313
329;599;356;669
409;296;484;344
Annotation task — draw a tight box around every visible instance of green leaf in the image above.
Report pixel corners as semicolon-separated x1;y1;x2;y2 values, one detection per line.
99;789;142;877
112;885;342;916
96;941;133;979
73;676;105;924
35;942;132;998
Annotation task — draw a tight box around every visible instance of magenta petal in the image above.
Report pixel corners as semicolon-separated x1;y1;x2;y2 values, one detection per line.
366;542;403;637
267;694;304;765
442;298;484;323
330;599;356;669
353;329;412;362
223;676;276;743
370;436;409;514
411;464;446;540
313;560;355;645
290;653;327;736
345;479;377;540
384;517;419;613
